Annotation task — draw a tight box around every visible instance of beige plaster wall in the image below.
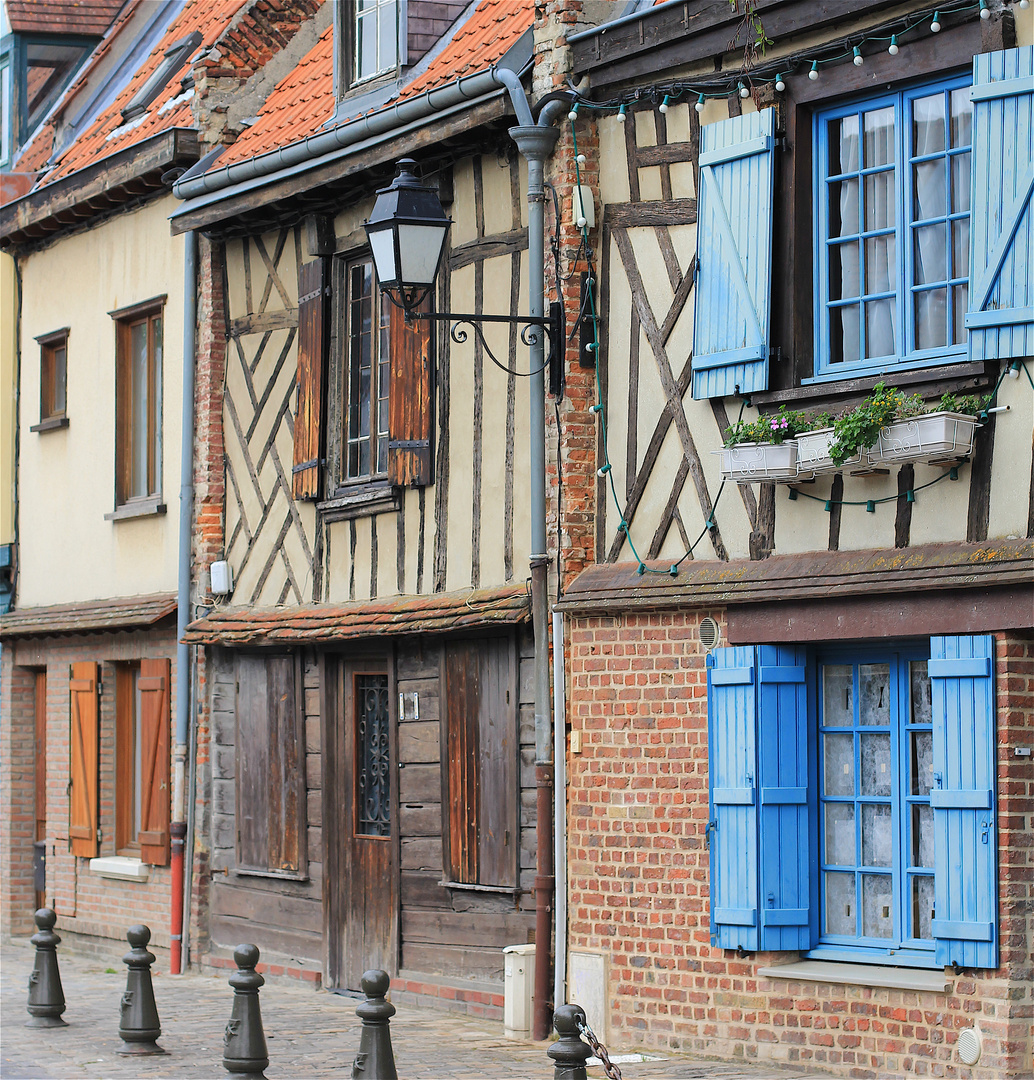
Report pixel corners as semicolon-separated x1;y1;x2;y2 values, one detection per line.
16;197;185;606
1;252;16;546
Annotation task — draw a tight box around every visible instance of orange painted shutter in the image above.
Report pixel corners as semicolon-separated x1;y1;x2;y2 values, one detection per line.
293;258;328;499
138;658;171;865
69;661;99;858
388;298;433;487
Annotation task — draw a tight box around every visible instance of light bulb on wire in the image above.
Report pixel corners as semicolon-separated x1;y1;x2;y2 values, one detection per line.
888;35;899;55
738;81;750;99
775;73;786;92
616;104;627;123
930;11;941;32
853;46;863;66
809;61;819;81
568;102;579;121
979;0;990;19
695;93;705;113
659;94;670;113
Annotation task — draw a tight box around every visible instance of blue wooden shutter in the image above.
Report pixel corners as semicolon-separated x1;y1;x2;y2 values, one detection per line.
707;646;759;950
756;645;811;951
692;108;776;399
966;48;1034;360
929;634;998;970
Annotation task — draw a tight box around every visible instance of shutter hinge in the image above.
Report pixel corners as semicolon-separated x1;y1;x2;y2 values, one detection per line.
298;287;322;305
96;828;103;842
292;457;325;474
97;681;103;697
387;440;429;450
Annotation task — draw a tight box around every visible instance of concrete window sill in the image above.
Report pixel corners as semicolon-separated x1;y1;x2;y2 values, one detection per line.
104;497;167;521
757;960;950;994
89;856;150;882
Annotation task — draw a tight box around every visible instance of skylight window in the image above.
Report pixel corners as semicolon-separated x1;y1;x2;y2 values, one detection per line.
121;31;202;122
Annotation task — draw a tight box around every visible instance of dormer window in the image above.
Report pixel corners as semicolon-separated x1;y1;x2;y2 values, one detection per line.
121;31;201;122
353;0;400;84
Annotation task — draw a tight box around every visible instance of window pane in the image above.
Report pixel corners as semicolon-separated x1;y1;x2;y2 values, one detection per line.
830;241;860;300
910;661;931;725
914;159;947;221
54;346;66;414
824;803;855;865
912;804;934;868
862;873;894;938
824;871;856;935
952;285;968;345
952;219;970;279
830;306;861;365
912;875;935;940
910;731;934;796
829;178;859;237
951;153;971;214
914;223;947;285
864;299;896;360
828;114;860;175
860;733;891;796
862;803;893;867
950;87;972;148
865;235;895;294
913;93;946;155
863;107;895;168
915;288;948;350
864;171;894;230
823;665;854;726
131;321;148;498
824;733;855;796
859;665;890;725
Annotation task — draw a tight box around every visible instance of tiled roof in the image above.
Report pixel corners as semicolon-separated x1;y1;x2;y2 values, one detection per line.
22;0;249;189
6;0;126;37
216;0;533;169
0;593;177;638
183;585;531;646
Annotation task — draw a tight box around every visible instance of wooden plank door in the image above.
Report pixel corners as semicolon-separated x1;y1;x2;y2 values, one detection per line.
325;655;398;990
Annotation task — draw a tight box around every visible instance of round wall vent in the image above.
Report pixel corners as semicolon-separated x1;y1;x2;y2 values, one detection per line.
957;1027;982;1066
698;617;721;651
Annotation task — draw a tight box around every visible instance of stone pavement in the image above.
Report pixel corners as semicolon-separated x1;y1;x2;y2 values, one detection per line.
1;940;834;1080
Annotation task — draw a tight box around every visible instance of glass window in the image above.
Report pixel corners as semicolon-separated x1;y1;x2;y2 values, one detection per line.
353;0;399;84
815;76;972;379
38;330;68;422
114;306;163;505
817;651;934;958
344;256;391;482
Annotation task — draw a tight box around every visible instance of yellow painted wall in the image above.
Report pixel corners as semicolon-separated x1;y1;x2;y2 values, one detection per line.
16;197;185;606
1;252;17;546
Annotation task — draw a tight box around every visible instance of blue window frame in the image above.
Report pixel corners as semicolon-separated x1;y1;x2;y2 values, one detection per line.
814;74;973;380
812;649;935;964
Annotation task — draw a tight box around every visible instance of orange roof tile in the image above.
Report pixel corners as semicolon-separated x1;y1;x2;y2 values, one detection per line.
28;0;249;188
216;0;533;169
6;0;126;37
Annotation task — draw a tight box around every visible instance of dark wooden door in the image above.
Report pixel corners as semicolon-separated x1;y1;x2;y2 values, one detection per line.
325;656;398;990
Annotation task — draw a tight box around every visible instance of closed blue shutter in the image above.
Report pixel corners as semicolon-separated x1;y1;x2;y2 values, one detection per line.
966;48;1034;360
707;646;759;950
692;108;776;399
756;645;811;951
929;634;998;970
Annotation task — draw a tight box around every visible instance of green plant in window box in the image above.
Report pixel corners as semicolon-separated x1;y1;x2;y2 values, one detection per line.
827;382;925;467
722;405;808;447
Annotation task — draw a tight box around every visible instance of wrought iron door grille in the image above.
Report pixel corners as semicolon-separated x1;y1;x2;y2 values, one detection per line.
356;674;391;836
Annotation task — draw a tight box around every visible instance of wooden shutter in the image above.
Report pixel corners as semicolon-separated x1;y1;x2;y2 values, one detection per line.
692;108;776;399
443;641;480;883
138;658;170;866
69;661;100;858
476;637;517;888
756;645;811;952
929;634;998;970
293;259;328;499
966;48;1034;361
707;646;759;951
388;298;433;487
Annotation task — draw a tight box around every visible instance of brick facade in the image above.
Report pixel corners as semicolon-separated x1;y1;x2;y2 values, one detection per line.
565;613;1033;1077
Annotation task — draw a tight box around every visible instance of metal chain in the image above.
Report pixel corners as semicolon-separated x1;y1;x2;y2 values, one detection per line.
576;1018;623;1080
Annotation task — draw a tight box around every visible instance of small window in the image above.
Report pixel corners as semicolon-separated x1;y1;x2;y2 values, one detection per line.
0;59;12;168
37;329;68;425
121;32;202;122
353;0;400;85
343;255;391;483
815;75;973;378
113;300;164;507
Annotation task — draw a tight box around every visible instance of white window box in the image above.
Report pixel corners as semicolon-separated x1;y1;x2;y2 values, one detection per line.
89;856;149;882
714;441;799;483
795;428;862;475
868;412;979;467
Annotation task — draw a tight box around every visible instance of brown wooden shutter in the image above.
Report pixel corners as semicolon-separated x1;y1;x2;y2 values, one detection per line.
444;641;479;883
69;661;99;858
388;298;433;487
293;259;328;499
138;658;170;866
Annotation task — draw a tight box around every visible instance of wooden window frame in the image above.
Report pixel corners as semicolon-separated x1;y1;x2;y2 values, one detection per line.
111;297;165;509
33;328;69;430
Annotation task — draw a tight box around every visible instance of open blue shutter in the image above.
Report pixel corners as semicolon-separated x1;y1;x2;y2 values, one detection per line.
692;108;776;399
756;645;811;952
707;646;759;950
929;634;997;970
966;48;1034;360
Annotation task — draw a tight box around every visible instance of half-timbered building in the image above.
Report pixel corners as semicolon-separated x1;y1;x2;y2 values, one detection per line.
553;1;1033;1075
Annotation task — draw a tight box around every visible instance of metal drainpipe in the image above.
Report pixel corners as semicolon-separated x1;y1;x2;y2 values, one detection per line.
507;92;566;1041
171;228;197;974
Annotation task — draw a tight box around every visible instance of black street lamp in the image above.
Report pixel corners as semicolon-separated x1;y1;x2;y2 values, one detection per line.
364;159;562;385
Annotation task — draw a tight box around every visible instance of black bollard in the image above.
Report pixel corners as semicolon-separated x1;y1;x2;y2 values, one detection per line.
26;908;67;1028
222;944;269;1076
351;969;398;1080
548;1004;592;1080
118;924;166;1055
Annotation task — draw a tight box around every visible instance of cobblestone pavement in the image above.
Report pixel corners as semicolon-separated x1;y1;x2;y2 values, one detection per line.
1;941;834;1080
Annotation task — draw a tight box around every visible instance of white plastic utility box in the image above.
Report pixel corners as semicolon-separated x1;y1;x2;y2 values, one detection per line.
503;943;535;1038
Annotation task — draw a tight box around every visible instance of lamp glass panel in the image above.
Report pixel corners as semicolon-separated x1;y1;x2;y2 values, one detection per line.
368;229;398;286
397;223;447;286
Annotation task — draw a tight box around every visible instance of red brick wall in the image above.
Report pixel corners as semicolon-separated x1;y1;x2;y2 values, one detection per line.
565;613;1033;1078
1;628;180;963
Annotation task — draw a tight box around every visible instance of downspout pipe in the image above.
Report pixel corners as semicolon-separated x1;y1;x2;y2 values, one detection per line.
508;88;568;1043
171;228;197;974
